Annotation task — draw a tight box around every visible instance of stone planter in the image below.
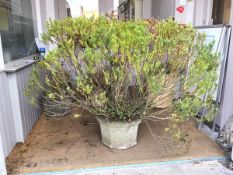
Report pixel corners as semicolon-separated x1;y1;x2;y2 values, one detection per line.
97;118;142;149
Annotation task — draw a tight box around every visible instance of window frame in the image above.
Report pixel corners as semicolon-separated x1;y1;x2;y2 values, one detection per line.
0;0;39;69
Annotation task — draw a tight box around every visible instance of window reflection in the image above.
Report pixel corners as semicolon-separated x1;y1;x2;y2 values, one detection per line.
0;0;37;64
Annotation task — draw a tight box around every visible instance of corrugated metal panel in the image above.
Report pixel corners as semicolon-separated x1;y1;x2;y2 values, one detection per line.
160;0;175;19
0;72;16;157
15;66;41;140
0;132;7;175
0;66;41;158
219;29;233;128
151;0;175;19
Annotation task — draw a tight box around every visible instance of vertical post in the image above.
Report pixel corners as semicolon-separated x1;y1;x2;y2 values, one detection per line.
0;134;7;175
193;0;203;25
8;73;25;142
34;0;57;36
0;30;6;175
0;34;4;70
46;0;56;20
135;0;143;19
34;0;43;37
0;35;6;173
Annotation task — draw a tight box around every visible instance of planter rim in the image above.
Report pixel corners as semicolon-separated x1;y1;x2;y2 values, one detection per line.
96;117;142;124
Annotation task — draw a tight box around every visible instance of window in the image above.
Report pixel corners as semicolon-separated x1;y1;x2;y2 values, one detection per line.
0;0;37;64
118;0;135;20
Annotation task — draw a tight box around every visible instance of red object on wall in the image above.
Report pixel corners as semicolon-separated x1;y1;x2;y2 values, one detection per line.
177;6;184;13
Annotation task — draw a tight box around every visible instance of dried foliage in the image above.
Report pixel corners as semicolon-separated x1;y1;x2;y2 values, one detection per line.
26;17;219;137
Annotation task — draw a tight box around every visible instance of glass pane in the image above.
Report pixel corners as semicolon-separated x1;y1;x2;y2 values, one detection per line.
0;0;37;64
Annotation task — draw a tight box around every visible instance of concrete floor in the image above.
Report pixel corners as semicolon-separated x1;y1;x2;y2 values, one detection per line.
6;109;226;174
23;160;233;175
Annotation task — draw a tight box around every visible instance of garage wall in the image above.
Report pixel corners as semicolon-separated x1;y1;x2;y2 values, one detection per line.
0;72;16;157
14;66;41;140
99;0;114;15
151;0;175;19
0;133;7;174
174;0;213;25
0;67;41;158
219;1;233;129
143;0;152;19
54;0;68;19
0;0;66;160
194;0;213;26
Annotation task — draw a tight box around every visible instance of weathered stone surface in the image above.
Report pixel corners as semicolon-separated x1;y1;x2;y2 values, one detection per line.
97;118;141;149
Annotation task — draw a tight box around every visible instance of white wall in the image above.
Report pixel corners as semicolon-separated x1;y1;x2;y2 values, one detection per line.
219;1;233;128
46;0;56;20
143;0;152;19
0;133;7;175
193;0;213;26
151;0;160;19
0;68;41;159
55;0;68;19
151;0;175;20
0;72;16;157
175;0;213;26
175;0;195;24
193;0;205;25
34;0;67;36
147;0;213;25
99;0;114;15
0;35;4;70
135;0;143;19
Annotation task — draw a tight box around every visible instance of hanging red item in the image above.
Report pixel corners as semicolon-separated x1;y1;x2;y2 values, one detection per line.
177;6;184;13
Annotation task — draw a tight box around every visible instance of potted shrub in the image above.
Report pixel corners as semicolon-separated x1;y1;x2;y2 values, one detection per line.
26;17;219;149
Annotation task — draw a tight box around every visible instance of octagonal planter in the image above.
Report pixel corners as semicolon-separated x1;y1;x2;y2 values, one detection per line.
97;118;141;149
